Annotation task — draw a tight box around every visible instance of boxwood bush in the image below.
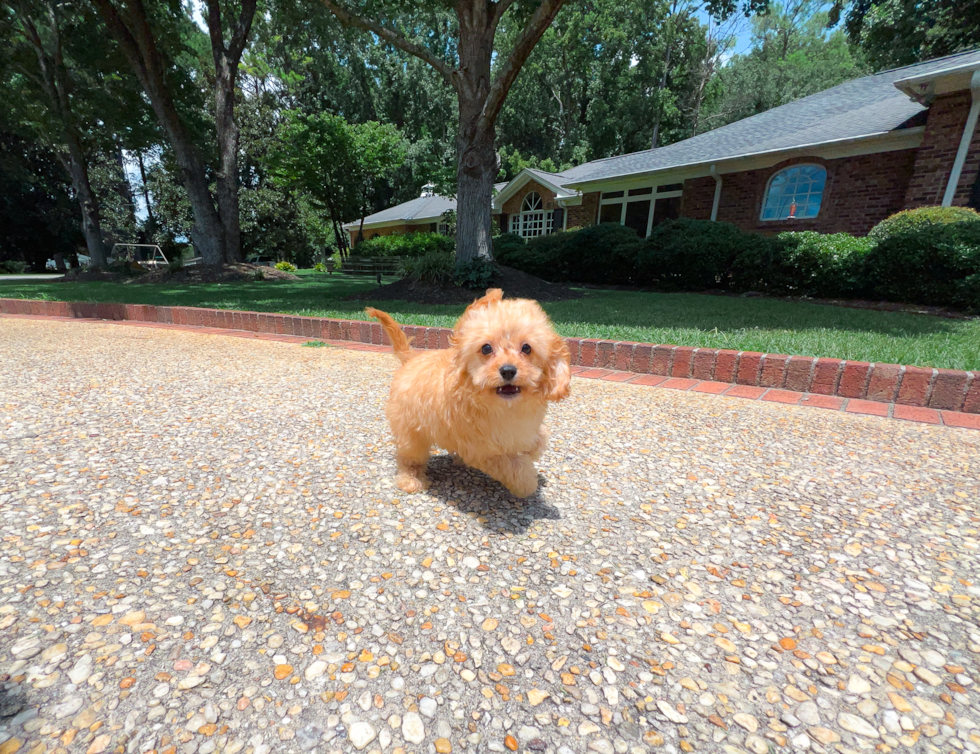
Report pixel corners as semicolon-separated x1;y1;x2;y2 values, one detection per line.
733;231;873;298
864;207;980;308
639;219;762;290
356;232;455;258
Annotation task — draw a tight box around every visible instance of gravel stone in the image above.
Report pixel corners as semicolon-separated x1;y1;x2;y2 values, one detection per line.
1;319;978;754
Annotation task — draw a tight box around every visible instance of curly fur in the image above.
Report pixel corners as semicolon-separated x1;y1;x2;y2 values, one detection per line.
366;288;571;497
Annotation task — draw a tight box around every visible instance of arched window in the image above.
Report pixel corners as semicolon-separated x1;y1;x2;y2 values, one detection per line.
761;164;827;221
509;191;548;237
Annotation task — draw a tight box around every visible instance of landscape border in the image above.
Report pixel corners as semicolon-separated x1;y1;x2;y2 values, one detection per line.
2;297;977;421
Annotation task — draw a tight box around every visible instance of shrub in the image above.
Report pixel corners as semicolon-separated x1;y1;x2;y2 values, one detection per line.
454;257;496;289
732;231;873;298
0;260;28;274
867;205;980;243
640;219;762;290
864;214;980;308
313;261;328;273
397;251;455;284
275;261;297;272
558;224;642;285
357;232;455;258
491;233;526;266
499;225;642;285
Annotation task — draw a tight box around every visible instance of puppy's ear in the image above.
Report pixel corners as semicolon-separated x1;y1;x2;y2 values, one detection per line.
454;288;504;338
465;288;503;314
543;335;572;402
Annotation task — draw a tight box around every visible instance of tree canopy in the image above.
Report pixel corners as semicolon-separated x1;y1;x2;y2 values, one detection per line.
1;0;976;271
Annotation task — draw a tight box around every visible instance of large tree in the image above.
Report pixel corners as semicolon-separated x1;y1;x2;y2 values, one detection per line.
90;0;256;265
5;0;110;266
832;0;980;70
315;0;570;264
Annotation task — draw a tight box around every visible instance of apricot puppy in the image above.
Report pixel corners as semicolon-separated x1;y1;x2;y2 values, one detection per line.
367;289;570;498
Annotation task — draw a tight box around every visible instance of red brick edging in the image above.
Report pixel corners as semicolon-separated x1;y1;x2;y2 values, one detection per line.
2;298;977;417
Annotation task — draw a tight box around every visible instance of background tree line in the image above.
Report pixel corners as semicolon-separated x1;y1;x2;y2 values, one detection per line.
1;0;977;271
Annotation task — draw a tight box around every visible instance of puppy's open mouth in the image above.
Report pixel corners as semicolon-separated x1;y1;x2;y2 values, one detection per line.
496;385;521;398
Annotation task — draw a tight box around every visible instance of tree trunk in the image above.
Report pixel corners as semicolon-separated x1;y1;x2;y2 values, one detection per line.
214;61;242;262
64;137;109;268
91;0;226;266
454;10;496;264
208;0;255;264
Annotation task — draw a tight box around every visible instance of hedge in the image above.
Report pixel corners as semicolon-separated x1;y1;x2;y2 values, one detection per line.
356;232;455;258
490;206;980;311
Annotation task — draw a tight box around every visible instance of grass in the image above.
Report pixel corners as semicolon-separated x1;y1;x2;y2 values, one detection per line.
2;273;978;370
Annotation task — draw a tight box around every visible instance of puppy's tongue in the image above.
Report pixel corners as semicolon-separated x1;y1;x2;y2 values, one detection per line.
496;385;521;396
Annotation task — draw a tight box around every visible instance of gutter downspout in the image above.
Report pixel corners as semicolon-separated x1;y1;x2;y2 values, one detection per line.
710;164;722;221
942;70;980;207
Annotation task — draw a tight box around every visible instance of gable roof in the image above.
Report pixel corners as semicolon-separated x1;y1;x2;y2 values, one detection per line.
554;48;980;190
342;194;455;229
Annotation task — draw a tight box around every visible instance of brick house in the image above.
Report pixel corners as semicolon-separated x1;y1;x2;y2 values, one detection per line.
348;50;980;244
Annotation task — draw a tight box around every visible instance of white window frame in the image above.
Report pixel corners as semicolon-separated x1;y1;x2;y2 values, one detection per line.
509;192;550;238
760;164;827;221
598;185;683;237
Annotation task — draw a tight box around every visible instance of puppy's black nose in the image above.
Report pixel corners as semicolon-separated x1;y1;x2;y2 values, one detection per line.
499;364;517;381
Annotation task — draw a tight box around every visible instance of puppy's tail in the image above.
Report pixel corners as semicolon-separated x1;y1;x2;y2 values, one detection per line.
365;308;413;364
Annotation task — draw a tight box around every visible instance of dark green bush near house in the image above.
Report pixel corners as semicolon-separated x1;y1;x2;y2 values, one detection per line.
397;251;455;284
558;224;642;285
491;233;526;266
640;219;761;290
454;257;496;289
864;212;980;309
733;231;873;298
498;225;641;285
357;232;455;258
867;206;980;242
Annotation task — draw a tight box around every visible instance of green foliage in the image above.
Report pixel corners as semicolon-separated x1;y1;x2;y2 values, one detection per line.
864;211;980;309
836;0;980;70
397;251;455;285
772;232;872;298
640;219;758;290
490;233;527;266
867;206;980;242
0;260;29;274
454;258;496;289
314;262;328;273
356;232;455;258
492;225;642;285
702;0;867;133
275;261;298;272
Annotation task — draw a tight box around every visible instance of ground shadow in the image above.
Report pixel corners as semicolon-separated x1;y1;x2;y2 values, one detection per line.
0;683;32;726
423;454;561;535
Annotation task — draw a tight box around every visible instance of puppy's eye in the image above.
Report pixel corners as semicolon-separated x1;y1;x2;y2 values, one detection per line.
481;344;493;355
521;343;532;355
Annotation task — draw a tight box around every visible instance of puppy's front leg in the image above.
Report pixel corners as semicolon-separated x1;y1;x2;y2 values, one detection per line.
394;434;431;493
527;426;550;462
476;454;538;498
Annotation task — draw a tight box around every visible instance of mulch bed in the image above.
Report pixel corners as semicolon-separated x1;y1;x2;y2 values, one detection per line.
61;264;299;285
349;266;582;305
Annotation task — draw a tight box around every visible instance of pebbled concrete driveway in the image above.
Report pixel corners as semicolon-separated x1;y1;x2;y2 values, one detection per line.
1;318;979;754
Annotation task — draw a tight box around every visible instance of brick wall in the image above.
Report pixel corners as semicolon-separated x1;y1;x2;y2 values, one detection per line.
905;91;980;208
501;181;558;214
565;192;599;228
680;151;917;236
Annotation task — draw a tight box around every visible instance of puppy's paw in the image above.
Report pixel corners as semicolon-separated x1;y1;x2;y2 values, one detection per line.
396;473;429;494
507;478;539;498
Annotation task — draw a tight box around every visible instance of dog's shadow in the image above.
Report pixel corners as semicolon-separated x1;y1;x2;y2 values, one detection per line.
424;454;561;535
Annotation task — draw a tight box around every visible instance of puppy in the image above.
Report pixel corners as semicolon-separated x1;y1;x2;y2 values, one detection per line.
367;289;570;498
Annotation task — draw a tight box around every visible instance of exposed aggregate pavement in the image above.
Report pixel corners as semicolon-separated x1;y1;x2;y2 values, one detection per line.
1;319;980;754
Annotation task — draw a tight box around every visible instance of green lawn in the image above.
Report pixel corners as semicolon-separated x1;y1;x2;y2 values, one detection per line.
2;273;978;370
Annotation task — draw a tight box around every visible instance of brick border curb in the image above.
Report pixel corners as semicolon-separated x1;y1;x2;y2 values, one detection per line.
3;297;977;415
